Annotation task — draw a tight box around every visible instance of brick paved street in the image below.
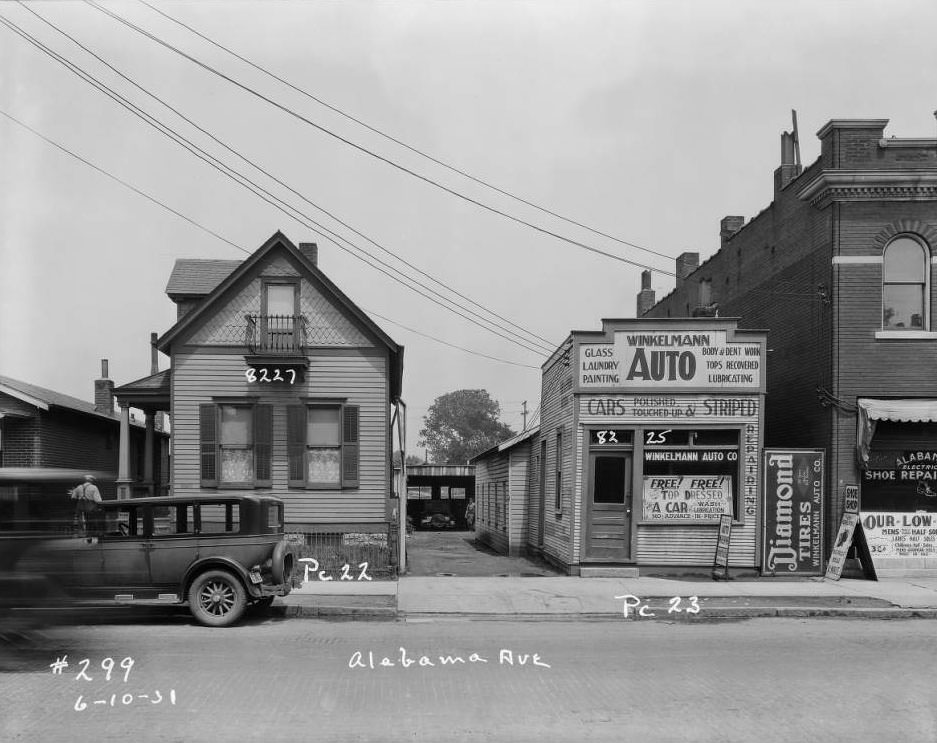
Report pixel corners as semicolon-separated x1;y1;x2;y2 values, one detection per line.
2;616;936;742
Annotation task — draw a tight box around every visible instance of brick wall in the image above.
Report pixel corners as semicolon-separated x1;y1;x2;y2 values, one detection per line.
644;122;937;555
3;418;41;467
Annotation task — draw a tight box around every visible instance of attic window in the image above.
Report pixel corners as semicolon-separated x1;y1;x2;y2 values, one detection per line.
261;280;300;350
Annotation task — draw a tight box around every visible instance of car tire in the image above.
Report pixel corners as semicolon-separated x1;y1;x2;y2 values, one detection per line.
188;570;247;628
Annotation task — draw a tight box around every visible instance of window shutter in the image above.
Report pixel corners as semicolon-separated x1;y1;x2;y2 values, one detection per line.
199;404;218;487
254;405;272;486
342;405;360;488
287;405;306;487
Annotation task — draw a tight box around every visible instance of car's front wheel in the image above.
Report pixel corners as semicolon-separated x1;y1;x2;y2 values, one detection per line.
188;570;247;627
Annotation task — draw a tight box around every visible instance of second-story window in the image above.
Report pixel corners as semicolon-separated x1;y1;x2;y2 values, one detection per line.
883;236;929;330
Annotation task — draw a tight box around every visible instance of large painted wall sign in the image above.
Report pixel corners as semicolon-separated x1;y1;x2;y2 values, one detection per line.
578;330;762;391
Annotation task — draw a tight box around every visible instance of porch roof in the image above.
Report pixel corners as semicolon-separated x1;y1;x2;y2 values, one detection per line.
114;369;171;410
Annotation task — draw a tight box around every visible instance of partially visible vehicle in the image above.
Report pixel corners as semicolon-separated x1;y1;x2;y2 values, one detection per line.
419;501;457;530
11;494;294;628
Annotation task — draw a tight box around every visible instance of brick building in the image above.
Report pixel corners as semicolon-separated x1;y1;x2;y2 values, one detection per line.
0;366;167;529
640;116;937;575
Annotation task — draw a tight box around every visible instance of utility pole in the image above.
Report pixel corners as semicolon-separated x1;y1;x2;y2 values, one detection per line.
522;401;528;430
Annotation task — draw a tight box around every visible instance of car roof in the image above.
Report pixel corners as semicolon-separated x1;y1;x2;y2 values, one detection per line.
99;494;284;507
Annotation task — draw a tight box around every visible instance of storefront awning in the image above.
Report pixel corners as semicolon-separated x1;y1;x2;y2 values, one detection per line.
857;398;937;466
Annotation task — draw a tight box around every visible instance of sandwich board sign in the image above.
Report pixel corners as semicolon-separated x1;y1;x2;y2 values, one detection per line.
712;513;732;581
825;513;859;580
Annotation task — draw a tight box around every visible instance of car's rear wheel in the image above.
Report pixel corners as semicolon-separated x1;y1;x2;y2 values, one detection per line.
188;570;247;627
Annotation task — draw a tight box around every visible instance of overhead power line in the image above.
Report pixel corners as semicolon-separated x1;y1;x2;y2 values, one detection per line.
363;308;541;369
137;0;676;264
0;104;542;377
0;108;250;255
15;0;554;354
0;10;552;357
84;0;677;278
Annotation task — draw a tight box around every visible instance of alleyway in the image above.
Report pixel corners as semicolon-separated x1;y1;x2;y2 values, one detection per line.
405;530;559;577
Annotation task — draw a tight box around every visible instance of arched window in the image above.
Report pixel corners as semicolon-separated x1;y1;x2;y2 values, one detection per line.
882;236;929;330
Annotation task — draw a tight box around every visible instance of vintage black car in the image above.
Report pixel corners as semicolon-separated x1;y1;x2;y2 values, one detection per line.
10;494;295;627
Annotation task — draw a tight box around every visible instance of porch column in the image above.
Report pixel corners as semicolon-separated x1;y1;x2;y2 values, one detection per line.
143;411;155;497
116;404;132;500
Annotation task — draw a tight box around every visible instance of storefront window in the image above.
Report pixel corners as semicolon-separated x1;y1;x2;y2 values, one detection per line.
641;428;740;522
862;454;937;511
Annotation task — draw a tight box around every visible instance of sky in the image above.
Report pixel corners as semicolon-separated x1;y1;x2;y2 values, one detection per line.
2;0;937;449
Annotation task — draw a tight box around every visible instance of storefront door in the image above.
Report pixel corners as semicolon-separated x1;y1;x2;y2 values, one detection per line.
586;452;633;560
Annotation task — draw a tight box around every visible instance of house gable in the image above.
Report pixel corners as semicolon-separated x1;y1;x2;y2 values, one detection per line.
158;233;403;397
184;251;372;348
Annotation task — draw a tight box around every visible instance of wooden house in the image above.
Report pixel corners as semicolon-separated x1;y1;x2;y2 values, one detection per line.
470;428;538;556
115;232;403;541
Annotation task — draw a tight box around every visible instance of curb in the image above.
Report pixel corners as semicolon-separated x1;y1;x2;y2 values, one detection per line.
273;605;398;621
395;607;937;622
272;605;937;622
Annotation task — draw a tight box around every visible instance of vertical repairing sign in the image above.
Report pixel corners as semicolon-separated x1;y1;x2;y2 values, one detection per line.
762;449;824;576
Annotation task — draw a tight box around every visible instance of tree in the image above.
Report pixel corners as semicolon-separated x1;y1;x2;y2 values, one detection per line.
419;389;516;464
393;450;425;467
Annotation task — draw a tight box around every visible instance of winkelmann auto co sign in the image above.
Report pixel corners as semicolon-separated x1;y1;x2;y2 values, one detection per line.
762;450;824;576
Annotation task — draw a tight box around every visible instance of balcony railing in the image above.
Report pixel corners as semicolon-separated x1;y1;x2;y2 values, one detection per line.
245;314;308;355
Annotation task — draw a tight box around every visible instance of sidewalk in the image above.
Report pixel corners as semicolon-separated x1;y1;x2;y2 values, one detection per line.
277;574;937;621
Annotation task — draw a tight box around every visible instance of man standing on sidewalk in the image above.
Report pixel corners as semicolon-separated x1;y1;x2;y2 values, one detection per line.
69;474;102;534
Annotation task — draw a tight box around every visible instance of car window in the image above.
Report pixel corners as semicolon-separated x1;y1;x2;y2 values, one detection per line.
199;503;240;534
266;503;283;533
152;505;194;536
106;506;143;538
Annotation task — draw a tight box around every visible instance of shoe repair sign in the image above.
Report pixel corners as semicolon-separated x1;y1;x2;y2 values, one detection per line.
762;449;824;575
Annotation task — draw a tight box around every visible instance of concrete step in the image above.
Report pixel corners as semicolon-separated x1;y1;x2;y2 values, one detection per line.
579;566;640;578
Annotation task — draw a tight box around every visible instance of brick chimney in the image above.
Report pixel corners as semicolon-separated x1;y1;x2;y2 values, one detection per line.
150;332;159;375
720;216;745;247
774;130;804;193
298;242;318;266
94;359;115;416
675;252;699;290
636;269;656;316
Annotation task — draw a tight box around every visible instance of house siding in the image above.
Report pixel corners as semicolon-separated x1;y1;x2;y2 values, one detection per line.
170;349;390;527
475;454;510;554
507;445;530;556
536;346;575;571
474;440;533;557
